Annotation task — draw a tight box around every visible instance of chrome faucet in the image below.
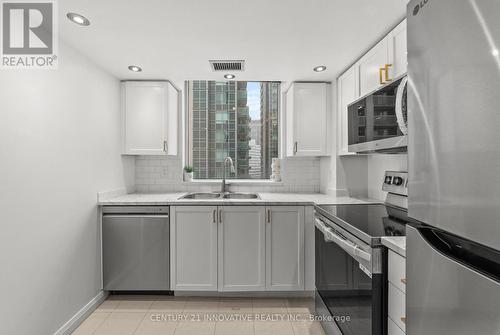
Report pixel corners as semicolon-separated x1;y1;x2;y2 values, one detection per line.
221;156;235;193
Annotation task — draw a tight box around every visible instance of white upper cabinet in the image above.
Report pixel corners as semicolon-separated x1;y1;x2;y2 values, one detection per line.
336;19;407;156
388;19;408;80
286;82;329;157
358;38;390;97
358;19;407;97
122;81;178;155
337;66;359;156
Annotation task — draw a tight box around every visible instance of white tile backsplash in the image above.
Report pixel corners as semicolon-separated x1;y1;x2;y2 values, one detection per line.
135;156;320;193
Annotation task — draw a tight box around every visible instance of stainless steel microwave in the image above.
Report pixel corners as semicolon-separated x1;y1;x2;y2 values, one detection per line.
348;76;408;153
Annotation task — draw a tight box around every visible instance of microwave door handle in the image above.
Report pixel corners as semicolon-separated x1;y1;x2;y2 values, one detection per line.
395;76;408;135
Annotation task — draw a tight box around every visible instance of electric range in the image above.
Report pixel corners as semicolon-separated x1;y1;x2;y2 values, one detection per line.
314;203;409;246
314;171;408;335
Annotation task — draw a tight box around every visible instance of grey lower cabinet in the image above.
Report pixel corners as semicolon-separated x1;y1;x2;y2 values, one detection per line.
218;206;266;292
170;206;218;291
170;205;306;292
266;206;305;291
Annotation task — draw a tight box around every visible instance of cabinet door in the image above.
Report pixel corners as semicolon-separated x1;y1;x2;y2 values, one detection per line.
123;81;178;155
285;84;296;157
337;67;359;155
293;83;328;156
218;206;266;291
388;19;407;80
265;206;305;291
358;38;390;97
170;206;218;291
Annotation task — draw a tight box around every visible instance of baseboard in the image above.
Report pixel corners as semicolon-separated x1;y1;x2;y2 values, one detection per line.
53;290;108;335
174;291;314;298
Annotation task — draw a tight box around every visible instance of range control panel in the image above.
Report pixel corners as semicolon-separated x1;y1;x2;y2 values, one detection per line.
382;171;408;196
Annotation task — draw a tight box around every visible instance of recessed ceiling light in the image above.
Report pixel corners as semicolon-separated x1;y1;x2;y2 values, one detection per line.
128;65;142;72
224;74;235;79
66;13;90;26
313;65;327;72
493;49;500;57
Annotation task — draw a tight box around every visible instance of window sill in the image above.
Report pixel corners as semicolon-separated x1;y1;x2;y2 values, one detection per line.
182;179;284;186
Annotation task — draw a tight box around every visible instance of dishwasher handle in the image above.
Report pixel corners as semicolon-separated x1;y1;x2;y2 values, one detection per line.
102;214;169;219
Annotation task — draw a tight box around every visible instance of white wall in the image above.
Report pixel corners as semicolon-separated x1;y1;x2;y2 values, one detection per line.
367;154;407;200
319;84;338;195
0;43;134;335
336;155;369;198
325;154;407;201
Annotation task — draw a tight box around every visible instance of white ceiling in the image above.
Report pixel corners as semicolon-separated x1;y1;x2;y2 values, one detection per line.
60;0;407;83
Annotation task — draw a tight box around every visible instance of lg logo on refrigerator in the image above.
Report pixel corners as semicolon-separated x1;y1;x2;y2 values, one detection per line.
1;1;58;69
413;0;430;16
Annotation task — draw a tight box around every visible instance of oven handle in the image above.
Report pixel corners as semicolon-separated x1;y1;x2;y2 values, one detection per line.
314;217;371;262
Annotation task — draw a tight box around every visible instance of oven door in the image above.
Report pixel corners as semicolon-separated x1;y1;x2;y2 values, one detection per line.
315;217;385;335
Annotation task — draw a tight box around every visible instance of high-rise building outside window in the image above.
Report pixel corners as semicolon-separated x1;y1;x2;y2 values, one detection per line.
187;81;280;179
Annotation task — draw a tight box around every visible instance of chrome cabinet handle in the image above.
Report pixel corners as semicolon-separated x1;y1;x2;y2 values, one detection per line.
218;209;222;224
163;140;168;153
267;209;271;223
294;142;298;154
213;210;217;223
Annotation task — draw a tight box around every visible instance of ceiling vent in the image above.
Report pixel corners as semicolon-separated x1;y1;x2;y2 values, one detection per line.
209;60;245;72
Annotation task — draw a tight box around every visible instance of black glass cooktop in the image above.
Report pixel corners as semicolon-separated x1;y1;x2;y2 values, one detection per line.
315;204;409;240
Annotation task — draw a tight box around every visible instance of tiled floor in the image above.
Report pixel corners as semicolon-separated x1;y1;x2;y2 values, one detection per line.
72;295;325;335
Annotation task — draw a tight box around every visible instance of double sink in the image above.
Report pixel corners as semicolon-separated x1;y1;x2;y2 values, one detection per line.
180;192;260;200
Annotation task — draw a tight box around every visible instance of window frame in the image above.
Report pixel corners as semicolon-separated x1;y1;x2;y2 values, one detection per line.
184;80;282;181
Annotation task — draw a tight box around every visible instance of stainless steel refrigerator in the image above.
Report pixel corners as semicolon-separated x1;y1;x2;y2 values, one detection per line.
407;0;500;334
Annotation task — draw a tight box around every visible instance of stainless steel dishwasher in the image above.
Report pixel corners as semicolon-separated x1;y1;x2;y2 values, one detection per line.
102;206;170;291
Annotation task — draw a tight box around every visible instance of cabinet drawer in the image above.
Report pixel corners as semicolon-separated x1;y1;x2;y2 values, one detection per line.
388;282;406;332
388;317;405;335
388;250;406;293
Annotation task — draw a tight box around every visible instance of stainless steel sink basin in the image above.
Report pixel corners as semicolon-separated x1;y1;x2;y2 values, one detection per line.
181;192;221;199
179;192;260;200
222;193;260;199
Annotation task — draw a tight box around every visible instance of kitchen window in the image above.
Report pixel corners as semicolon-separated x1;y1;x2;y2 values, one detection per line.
187;80;280;180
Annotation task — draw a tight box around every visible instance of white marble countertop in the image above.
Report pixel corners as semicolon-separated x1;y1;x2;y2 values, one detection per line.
98;192;379;206
99;192;408;255
381;236;406;257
